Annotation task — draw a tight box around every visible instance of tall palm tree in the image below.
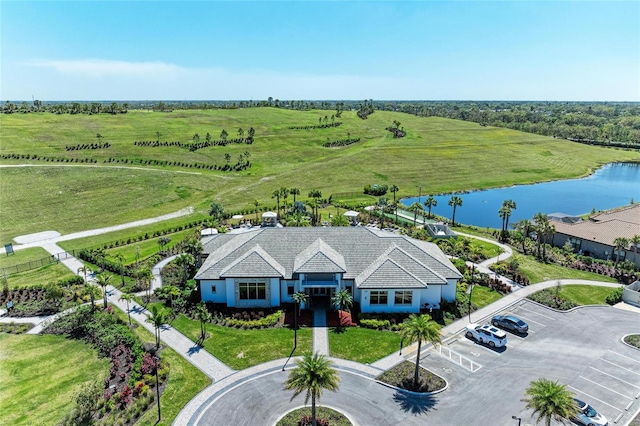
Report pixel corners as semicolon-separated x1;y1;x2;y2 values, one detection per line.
331;289;353;313
146;304;168;349
308;189;322;225
424;195;437;219
272;189;282;219
280;187;290;213
514;219;533;255
498;206;511;240
136;266;154;303
390;185;399;223
502;199;517;231
533;212;551;259
284;353;340;426
522;378;578;426
175;253;195;284
408;202;424;227
378;197;388;228
448;195;463;226
613;237;629;267
111;253;126;287
291;291;308;347
119;292;134;325
630;234;640;264
290;187;300;203
95;272;112;309
77;266;95;310
401;314;441;388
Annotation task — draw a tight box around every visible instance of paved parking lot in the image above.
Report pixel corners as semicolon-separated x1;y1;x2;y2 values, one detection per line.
434;300;640;425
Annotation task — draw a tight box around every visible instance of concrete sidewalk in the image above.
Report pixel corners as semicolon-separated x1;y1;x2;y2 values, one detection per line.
312;308;329;356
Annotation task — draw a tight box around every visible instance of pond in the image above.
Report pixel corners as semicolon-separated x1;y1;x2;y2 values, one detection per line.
401;162;640;229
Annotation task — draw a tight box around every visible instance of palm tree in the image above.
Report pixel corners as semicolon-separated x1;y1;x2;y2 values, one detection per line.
630;234;640;264
514;219;533;255
424;195;437;219
209;202;225;222
175;253;195;284
522;378;578;426
401;314;441;388
111;253;126;287
390;185;399;223
291;291;308;347
502;199;517;231
408;202;424;227
272;189;282;219
498;206;511;240
146;304;168;349
308;189;322;225
157;236;171;253
119;292;134;325
194;302;211;341
534;213;555;260
331;289;353;313
136;266;154;303
78;266;95;310
290;187;300;203
613;237;629;267
280;187;290;213
284;353;340;426
95;272;112;309
448;195;463;226
378;197;388;228
163;284;181;309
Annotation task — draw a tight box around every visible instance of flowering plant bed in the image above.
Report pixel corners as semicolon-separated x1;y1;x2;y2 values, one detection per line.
377;361;446;393
277;406;352;426
327;310;354;327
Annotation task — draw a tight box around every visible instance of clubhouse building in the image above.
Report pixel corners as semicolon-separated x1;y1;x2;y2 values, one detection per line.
194;227;462;313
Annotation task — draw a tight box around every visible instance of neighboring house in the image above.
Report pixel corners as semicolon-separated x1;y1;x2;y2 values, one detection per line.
550;204;640;267
195;227;462;313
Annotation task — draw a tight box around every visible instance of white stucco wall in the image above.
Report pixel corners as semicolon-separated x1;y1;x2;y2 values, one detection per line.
270;277;281;307
360;289;420;313
441;279;457;302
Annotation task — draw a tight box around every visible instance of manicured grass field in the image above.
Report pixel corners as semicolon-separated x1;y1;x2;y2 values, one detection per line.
517;256;618;284
0;246;77;288
558;284;619;305
471;285;504;308
0;334;110;426
4;262;76;289
171;314;313;370
110;309;212;426
328;327;401;364
2;108;637;242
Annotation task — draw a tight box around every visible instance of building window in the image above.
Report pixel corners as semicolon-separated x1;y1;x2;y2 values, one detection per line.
287;285;295;296
211;285;216;294
238;282;267;300
569;237;581;252
370;291;388;305
394;291;413;305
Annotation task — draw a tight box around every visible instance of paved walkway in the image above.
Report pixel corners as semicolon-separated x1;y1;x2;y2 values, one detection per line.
312;308;329;356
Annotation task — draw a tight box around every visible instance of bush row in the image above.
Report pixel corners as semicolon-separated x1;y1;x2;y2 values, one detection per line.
288;122;342;130
363;184;388;196
223;310;282;329
1;153;98;163
66;142;111;151
322;137;360;147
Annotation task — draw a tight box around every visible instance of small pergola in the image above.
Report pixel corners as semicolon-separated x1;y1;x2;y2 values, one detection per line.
343;210;360;226
261;211;278;227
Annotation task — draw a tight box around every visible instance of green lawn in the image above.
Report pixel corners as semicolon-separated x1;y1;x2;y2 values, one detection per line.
0;247;54;270
110;307;211;426
171;314;313;370
517;255;618;284
558;284;620;305
471;285;504;308
328;327;402;364
0;333;110;426
3;109;637;242
4;262;76;289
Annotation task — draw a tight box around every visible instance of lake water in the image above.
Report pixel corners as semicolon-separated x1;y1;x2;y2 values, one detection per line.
401;162;640;229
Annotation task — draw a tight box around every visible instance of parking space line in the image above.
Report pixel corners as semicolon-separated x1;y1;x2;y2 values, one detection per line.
567;385;624;412
590;366;640;389
516;305;554;321
512;313;546;327
609;350;640;365
579;376;633;400
599;359;640;377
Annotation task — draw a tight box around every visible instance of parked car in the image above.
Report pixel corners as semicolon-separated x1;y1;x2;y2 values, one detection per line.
465;323;507;348
573;398;608;426
491;315;529;334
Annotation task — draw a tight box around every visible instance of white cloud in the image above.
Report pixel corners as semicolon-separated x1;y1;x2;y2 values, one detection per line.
27;59;181;77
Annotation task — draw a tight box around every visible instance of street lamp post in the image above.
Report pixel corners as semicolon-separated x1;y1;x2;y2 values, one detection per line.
511;415;521;426
467;266;475;323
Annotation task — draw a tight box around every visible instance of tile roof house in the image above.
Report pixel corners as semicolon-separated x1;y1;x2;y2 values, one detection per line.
550;204;640;266
194;227;462;313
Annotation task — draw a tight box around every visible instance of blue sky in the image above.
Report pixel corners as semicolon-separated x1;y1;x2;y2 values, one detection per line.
1;1;638;101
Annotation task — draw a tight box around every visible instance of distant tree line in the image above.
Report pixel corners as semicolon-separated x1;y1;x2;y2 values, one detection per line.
66;142;111;151
2;101;129;115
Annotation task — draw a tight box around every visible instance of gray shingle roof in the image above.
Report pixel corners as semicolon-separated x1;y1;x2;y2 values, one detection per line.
195;227;462;286
220;244;285;278
294;238;346;273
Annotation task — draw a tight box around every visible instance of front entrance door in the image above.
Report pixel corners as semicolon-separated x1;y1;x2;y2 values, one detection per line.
308;287;333;309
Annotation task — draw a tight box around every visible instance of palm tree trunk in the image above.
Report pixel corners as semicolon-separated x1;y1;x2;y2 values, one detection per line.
414;340;422;387
312;395;317;426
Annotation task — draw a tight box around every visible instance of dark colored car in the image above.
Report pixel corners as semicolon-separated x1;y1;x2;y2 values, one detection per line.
491;315;528;334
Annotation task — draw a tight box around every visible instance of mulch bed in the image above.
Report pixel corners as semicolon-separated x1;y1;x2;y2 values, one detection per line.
376;361;446;393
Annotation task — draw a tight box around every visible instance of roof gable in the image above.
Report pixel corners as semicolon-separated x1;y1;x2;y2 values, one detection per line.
220;244;285;278
294;238;346;273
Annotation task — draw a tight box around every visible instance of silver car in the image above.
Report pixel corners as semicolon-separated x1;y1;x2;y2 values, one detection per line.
573;398;608;426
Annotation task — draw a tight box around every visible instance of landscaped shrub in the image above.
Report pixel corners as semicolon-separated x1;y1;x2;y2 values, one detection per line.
527;288;578;310
224;310;282;328
605;286;624;305
359;318;391;330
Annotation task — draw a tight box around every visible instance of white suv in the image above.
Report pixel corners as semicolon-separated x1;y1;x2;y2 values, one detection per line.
465;323;508;348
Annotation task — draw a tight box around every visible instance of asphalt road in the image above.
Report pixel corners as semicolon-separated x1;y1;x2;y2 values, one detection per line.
193;302;640;426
